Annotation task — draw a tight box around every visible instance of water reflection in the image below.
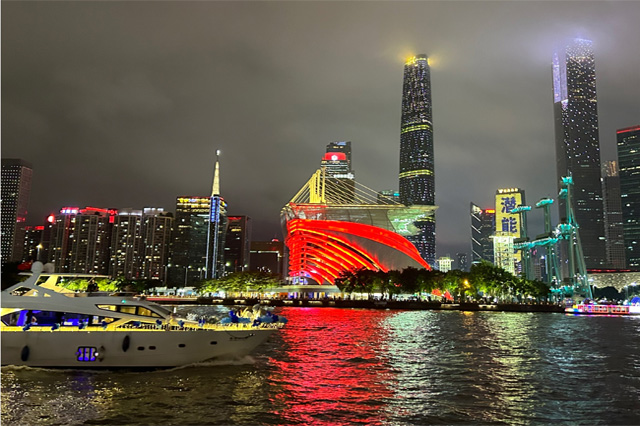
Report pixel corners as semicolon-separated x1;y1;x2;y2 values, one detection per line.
2;309;639;425
267;308;397;425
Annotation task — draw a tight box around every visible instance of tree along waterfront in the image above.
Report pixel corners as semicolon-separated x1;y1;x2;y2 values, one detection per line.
333;261;551;303
36;261;618;304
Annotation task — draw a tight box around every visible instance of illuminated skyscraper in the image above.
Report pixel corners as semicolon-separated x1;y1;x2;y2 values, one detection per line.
110;209;143;279
1;159;32;264
206;151;227;279
171;197;210;285
224;216;251;274
22;225;44;262
322;141;355;202
399;54;436;266
601;161;626;269
552;38;606;268
108;207;173;281
49;206;116;274
141;208;173;282
617;125;640;268
470;203;495;265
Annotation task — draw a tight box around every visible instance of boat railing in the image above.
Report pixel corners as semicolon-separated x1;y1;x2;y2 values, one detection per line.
115;321;282;332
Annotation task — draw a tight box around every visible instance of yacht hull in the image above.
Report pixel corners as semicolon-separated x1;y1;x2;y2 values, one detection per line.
1;327;277;368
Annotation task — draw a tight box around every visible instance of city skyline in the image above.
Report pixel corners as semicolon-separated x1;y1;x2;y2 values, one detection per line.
3;2;640;259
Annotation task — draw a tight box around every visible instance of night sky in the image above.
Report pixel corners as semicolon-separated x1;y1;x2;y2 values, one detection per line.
3;2;639;260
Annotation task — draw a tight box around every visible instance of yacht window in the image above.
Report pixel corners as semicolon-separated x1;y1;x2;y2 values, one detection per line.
97;305;117;312
136;307;162;318
1;311;27;326
9;287;37;296
119;306;137;315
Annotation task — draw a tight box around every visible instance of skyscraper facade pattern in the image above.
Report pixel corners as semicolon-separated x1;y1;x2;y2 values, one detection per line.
48;207;116;274
617;125;640;269
224;215;251;274
322;141;355;202
470;203;495;265
171;197;210;285
601;161;627;269
552;38;606;268
1;159;32;264
399;55;436;266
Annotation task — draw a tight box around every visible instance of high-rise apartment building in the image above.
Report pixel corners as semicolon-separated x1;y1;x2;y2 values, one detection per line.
602;161;626;269
617;125;640;269
141;208;173;282
470;203;495;265
49;206;116;274
552;38;606;268
1;159;32;264
22;225;44;262
224;216;252;274
399;54;437;266
110;209;144;279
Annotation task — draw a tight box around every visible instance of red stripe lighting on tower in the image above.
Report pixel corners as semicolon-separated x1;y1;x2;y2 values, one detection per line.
617;125;640;134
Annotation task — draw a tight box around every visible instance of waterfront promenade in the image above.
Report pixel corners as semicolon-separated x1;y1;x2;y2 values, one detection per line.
146;296;565;313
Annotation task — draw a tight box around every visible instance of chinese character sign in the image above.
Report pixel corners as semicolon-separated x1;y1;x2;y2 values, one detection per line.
501;196;517;213
495;190;523;237
501;217;517;233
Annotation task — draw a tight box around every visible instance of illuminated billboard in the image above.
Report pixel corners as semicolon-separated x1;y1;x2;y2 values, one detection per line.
495;188;525;273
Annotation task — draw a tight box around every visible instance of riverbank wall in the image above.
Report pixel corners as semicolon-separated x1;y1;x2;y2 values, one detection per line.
146;296;565;313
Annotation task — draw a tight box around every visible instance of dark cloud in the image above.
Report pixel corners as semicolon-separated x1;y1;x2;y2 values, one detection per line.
2;1;639;258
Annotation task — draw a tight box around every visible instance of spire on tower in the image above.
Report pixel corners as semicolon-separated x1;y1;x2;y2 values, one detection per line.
211;149;221;197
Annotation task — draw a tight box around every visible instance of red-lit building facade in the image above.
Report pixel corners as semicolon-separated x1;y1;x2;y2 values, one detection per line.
281;169;435;285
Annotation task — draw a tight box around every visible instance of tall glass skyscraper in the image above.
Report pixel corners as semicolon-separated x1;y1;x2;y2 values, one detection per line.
470;203;495;265
1;158;32;264
399;54;436;266
617;125;640;269
552;38;606;268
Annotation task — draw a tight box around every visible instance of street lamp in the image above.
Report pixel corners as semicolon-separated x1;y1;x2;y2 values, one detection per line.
36;244;43;262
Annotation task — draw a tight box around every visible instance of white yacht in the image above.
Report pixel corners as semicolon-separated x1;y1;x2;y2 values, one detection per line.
1;262;284;368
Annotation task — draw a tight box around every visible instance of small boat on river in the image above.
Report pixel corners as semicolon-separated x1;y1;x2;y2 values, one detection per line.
1;262;284;368
565;303;640;316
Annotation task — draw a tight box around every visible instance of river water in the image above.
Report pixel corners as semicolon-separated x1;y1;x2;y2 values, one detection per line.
2;307;639;425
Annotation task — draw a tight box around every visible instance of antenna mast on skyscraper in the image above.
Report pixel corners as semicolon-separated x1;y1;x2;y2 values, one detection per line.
211;149;221;197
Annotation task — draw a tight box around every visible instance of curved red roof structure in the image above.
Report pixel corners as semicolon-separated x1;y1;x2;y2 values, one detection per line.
286;219;431;285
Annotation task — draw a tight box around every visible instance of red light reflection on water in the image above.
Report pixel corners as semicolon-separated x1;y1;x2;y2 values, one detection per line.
268;308;397;425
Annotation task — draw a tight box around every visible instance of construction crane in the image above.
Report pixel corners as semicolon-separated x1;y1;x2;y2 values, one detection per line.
509;176;592;301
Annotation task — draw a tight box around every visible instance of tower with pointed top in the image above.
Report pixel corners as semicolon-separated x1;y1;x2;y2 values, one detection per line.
399;54;437;267
206;150;228;279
